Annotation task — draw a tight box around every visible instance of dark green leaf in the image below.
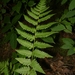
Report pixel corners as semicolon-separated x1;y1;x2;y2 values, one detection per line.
69;0;75;10
51;24;65;32
61;0;68;5
62;38;74;45
1;9;6;14
28;1;36;7
10;32;17;49
12;1;22;13
68;17;75;24
61;44;73;49
2;0;10;4
66;10;75;18
12;14;21;24
2;24;12;33
22;0;28;3
3;32;11;43
3;16;10;23
67;47;75;55
42;37;55;43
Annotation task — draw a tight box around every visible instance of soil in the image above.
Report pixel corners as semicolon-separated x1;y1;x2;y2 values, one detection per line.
38;54;75;75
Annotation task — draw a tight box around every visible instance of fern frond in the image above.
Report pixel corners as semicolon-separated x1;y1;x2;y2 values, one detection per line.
27;10;39;19
18;21;36;33
16;50;32;58
38;14;54;22
24;15;38;25
15;0;55;74
35;31;56;38
16;28;34;41
16;58;31;66
34;41;53;48
39;10;52;17
36;22;57;30
31;8;39;15
15;67;30;75
33;49;52;58
30;59;45;74
17;38;33;49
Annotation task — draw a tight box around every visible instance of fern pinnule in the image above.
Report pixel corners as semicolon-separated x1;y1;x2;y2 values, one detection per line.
35;31;56;38
41;7;49;13
39;10;52;17
38;14;55;22
16;28;34;41
16;50;32;58
31;8;40;15
17;38;33;49
16;58;31;66
18;21;36;33
33;49;52;58
27;10;39;19
36;22;57;30
24;15;38;25
15;67;30;75
34;41;53;48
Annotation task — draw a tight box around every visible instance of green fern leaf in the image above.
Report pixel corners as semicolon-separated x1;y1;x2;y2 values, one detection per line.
16;28;34;41
29;69;37;75
39;10;52;17
24;15;38;25
16;50;32;58
36;5;46;10
27;10;39;19
30;59;45;74
38;0;46;5
40;7;49;13
33;7;39;12
35;31;56;38
15;0;55;74
17;38;33;49
34;41;53;48
18;21;36;33
38;14;54;22
31;8;39;15
36;22;56;30
33;49;52;58
16;58;31;66
15;67;30;75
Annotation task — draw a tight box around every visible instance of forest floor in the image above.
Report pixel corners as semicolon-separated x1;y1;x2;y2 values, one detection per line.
37;54;75;75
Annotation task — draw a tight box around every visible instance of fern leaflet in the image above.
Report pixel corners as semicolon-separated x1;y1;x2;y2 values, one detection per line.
16;28;34;41
18;21;36;33
17;38;33;49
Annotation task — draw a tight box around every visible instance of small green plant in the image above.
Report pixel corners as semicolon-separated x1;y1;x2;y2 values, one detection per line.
15;0;56;74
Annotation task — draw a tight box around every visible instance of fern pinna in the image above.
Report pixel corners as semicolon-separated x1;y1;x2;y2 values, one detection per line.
15;0;56;75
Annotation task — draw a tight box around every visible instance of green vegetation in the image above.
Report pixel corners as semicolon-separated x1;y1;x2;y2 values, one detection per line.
0;0;75;75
